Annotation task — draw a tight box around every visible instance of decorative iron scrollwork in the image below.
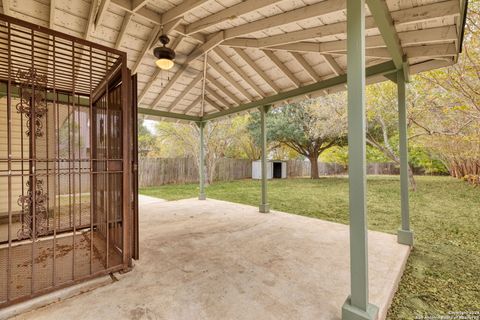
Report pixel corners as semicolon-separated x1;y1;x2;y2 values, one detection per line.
15;68;48;137
17;179;49;240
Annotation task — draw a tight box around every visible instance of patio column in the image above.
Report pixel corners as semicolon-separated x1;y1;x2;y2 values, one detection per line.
259;105;270;213
197;121;206;200
342;0;379;319
397;70;414;246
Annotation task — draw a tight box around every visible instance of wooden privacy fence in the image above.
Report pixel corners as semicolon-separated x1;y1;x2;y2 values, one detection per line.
139;158;252;187
286;160;399;177
138;158;400;187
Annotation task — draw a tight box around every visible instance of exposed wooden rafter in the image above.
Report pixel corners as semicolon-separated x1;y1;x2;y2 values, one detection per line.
291;52;321;82
322;54;344;76
223;1;460;49
222;25;458;55
367;0;404;69
206;74;243;105
115;12;133;49
184;96;202;115
185;0;283;35
150;64;189;109
161;0;211;24
95;0;110;29
233;48;281;93
206;86;230;108
204;96;224;111
49;0;55;29
132;0;149;12
207;61;253;102
167;72;203;112
214;47;265;98
132;25;161;74
85;0;99;40
262;50;300;88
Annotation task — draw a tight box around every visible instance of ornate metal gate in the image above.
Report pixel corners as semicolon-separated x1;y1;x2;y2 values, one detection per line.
0;14;137;307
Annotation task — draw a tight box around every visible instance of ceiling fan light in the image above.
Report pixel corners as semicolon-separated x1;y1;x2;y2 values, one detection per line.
156;58;174;70
154;46;175;70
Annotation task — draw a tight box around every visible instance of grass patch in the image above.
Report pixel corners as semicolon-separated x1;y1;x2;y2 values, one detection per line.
140;176;480;319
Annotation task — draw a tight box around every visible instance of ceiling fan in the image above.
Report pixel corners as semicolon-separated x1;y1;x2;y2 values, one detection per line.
153;34;176;70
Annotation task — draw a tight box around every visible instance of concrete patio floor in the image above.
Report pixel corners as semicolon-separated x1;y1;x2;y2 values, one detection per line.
13;196;410;320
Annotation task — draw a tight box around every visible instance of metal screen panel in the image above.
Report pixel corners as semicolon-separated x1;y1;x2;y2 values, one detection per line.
0;14;134;307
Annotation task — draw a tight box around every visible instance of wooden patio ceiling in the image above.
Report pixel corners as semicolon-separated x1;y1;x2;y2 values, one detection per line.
0;0;468;121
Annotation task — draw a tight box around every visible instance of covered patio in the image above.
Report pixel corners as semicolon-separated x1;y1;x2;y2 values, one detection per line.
13;196;409;320
0;0;468;318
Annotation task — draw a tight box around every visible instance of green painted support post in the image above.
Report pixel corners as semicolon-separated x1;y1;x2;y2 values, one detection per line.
397;70;414;246
342;0;379;319
259;105;270;213
197;121;206;200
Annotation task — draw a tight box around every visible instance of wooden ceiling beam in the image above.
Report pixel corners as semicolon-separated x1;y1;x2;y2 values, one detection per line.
167;72;203;112
207;60;253;102
150;64;189;109
186;31;224;63
222;25;458;54
322;54;344;76
161;0;211;24
225;1;460;48
86;0;99;40
205;86;230;108
233;48;281;93
224;0;346;40
182;0;346;61
184;96;202;115
291;52;321;82
115;12;133;49
49;0;55;29
213;47;265;98
203;60;397;121
367;0;404;69
262;50;300;88
185;0;283;35
132;24;161;74
111;0;161;24
95;0;110;29
132;0;149;12
204;96;225;111
206;74;242;105
138;69;160;103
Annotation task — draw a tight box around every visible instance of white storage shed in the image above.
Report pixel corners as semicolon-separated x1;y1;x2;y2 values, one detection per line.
252;161;287;180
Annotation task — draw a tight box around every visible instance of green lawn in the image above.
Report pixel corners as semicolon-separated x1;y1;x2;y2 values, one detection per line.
140;176;480;319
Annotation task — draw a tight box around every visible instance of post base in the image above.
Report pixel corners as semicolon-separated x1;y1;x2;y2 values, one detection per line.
198;193;206;200
397;229;414;246
342;297;379;320
259;204;270;213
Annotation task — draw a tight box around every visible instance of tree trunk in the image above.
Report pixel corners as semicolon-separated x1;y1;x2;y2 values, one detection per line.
408;164;417;192
308;155;319;179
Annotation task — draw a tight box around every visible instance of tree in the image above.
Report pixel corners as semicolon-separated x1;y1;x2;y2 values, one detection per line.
366;81;418;190
406;0;480;182
137;119;159;158
248;95;347;179
156;118;244;184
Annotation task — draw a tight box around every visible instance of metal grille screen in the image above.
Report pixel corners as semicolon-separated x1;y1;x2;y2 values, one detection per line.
0;14;133;306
